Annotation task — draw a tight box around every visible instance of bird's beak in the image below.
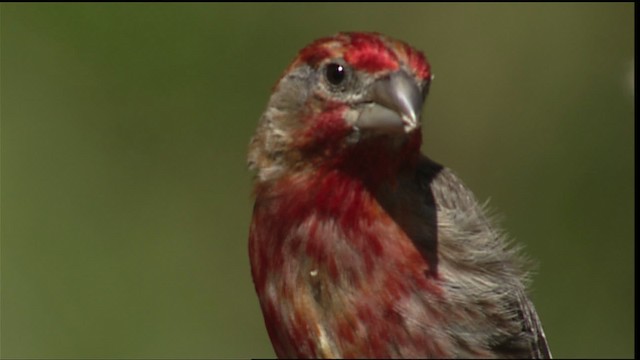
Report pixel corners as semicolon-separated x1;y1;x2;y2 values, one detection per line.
355;71;423;133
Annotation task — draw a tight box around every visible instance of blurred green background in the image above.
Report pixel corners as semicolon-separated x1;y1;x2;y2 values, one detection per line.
1;3;634;359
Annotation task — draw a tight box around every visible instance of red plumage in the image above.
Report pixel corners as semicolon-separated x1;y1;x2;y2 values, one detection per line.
248;32;550;359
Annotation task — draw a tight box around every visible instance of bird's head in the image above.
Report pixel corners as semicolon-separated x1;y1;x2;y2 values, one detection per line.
249;32;432;184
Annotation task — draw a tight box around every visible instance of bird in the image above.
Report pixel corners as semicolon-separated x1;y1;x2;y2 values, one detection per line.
247;32;551;359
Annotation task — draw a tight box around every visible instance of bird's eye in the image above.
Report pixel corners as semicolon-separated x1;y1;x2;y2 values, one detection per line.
325;63;347;86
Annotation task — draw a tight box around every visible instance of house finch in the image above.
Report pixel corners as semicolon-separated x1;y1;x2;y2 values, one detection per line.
247;32;551;359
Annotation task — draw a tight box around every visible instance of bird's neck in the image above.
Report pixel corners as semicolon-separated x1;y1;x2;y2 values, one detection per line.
336;131;422;188
249;140;441;306
252;131;423;220
251;132;423;253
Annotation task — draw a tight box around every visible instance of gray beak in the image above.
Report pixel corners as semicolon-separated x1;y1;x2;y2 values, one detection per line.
355;71;423;133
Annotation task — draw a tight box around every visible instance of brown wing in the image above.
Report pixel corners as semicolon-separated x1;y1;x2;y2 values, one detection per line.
416;156;552;358
517;290;552;358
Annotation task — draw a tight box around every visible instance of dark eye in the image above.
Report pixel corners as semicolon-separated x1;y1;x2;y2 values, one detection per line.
325;63;347;85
